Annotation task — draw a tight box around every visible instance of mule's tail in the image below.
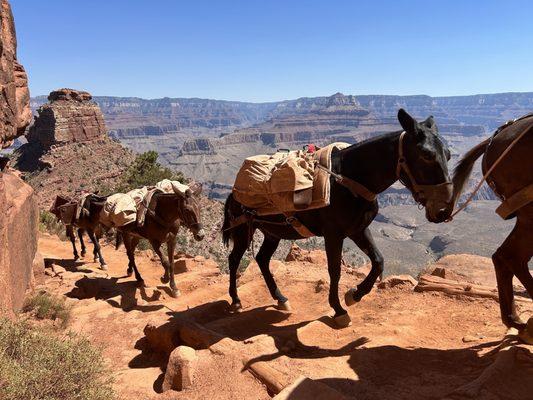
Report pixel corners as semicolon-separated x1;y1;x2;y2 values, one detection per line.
222;193;234;247
115;231;123;250
452;138;490;201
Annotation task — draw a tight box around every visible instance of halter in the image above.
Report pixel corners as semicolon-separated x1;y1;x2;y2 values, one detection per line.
396;131;453;205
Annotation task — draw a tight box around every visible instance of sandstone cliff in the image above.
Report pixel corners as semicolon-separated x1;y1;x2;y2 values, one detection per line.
0;0;31;149
14;89;135;208
0;0;40;313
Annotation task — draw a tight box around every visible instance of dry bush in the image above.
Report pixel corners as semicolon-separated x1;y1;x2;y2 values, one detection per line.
0;318;115;400
23;291;71;328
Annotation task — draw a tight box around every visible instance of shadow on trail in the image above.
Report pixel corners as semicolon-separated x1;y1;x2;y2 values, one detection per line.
44;257;94;274
65;275;165;313
314;339;532;400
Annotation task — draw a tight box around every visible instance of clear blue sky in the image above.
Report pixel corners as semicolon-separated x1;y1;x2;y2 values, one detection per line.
10;0;533;102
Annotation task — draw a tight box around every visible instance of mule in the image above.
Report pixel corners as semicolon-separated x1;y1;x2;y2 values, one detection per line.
222;109;453;327
118;186;205;297
50;194;108;269
449;114;533;336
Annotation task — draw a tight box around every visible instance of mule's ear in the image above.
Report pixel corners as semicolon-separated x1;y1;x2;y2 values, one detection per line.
397;108;417;132
189;181;202;196
185;189;193;197
423;116;436;129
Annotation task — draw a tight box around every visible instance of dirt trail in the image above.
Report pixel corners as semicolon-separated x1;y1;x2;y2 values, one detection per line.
37;233;533;400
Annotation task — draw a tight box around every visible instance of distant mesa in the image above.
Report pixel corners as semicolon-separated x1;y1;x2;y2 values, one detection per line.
13;88;134;208
26;88;107;149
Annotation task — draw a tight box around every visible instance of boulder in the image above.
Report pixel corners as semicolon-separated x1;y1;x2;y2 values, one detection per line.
162;346;198;392
285;243;326;265
377;275;418;289
0;171;39;313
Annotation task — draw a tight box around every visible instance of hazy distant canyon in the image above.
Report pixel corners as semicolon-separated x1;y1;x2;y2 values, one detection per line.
30;91;533;201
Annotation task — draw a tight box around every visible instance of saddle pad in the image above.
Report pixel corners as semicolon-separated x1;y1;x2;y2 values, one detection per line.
135;187;162;227
233;142;350;216
75;192;91;220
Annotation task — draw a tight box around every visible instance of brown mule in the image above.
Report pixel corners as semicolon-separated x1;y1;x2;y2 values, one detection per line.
450;114;533;339
50;194;108;269
117;187;205;297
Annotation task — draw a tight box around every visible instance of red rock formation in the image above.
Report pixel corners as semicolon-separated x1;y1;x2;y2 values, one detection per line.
27;88;107;148
0;0;37;313
0;0;31;149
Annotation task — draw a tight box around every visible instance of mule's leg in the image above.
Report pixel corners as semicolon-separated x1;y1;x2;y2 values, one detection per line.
78;228;87;257
255;236;290;310
228;227;250;311
88;229;107;270
149;239;171;285
124;234;144;285
493;217;533;331
67;225;79;260
345;228;384;306
324;234;350;327
166;234;179;298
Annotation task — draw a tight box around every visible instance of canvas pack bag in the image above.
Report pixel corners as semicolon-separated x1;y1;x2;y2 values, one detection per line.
232;143;349;215
99;193;138;228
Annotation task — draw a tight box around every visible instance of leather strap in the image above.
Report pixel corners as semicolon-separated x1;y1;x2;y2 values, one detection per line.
316;164;377;202
397;131;453;203
283;212;315;238
496;182;533;219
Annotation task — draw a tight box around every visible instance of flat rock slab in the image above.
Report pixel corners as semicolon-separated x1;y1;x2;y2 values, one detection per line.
273;376;353;400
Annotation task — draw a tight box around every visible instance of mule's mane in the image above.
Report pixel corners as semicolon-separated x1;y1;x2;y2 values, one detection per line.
339;130;402;154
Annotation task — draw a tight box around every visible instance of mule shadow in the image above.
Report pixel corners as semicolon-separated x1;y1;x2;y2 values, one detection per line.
313;339;529;400
65;275;165;313
44;257;94;274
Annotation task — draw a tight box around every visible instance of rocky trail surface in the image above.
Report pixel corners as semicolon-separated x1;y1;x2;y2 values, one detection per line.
37;233;533;400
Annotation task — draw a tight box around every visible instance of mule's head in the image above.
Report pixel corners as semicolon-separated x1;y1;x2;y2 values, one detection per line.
397;109;452;223
49;195;71;221
179;183;205;241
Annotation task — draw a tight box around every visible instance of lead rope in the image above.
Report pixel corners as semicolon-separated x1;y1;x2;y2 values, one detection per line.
446;124;532;222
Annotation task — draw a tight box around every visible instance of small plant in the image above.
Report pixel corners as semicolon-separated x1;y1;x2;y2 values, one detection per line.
0;318;115;400
23;291;71;328
39;210;66;238
115;151;184;193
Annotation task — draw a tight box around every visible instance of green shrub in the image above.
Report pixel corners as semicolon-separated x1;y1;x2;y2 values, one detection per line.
39;210;65;238
0;318;115;400
23;291;71;328
115;151;184;193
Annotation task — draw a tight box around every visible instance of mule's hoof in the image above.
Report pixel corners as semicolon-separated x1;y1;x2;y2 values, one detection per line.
230;302;243;313
333;313;352;328
518;317;533;345
276;300;292;312
170;288;180;298
345;288;358;307
81;252;86;258
127;270;133;277
160;275;170;284
100;264;108;271
93;257;98;263
74;255;79;261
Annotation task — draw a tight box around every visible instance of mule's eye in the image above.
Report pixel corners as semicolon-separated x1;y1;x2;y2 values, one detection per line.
420;150;435;162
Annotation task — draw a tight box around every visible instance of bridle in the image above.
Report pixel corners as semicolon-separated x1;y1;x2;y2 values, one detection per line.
396;131;453;205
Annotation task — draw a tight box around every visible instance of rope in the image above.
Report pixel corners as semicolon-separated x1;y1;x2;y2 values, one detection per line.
446;123;531;221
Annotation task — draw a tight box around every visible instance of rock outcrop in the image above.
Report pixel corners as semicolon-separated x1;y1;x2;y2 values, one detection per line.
0;0;38;313
0;0;31;149
13;89;135;208
27;88;107;148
